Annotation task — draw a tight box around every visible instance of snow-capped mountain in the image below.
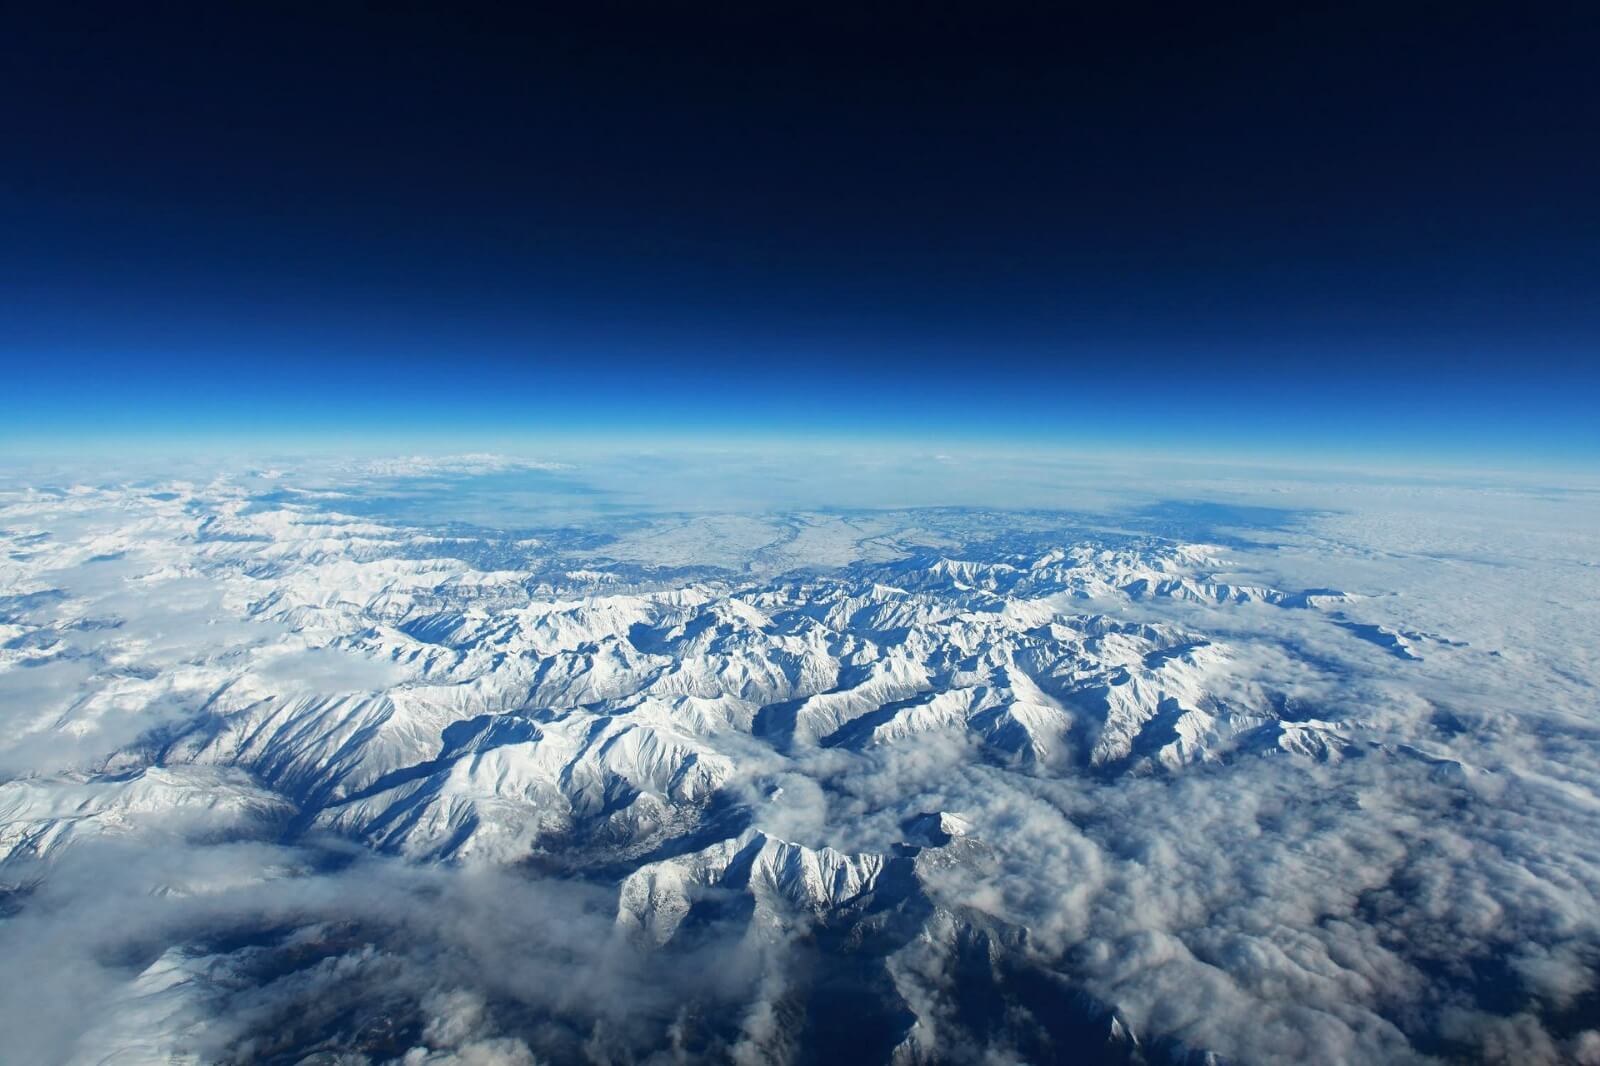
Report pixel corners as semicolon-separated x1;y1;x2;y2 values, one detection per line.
1;463;1597;1065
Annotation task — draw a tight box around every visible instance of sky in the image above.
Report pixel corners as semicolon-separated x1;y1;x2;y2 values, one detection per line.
2;4;1598;466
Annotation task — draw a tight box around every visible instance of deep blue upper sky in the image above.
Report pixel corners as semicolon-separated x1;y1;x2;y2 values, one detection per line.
3;4;1597;464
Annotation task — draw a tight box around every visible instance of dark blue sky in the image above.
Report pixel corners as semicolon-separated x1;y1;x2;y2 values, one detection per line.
3;4;1598;463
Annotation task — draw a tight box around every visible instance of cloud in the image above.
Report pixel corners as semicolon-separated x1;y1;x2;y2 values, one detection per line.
346;455;573;478
2;828;783;1065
